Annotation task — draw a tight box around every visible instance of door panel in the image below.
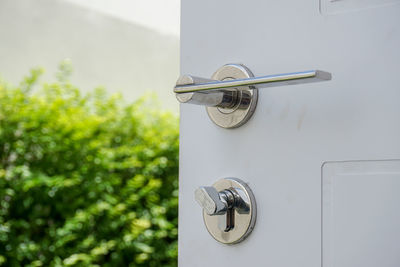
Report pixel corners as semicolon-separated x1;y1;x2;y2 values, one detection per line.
179;1;400;266
322;160;400;267
320;0;400;14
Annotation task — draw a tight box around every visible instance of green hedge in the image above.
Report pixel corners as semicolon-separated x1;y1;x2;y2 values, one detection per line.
0;67;179;266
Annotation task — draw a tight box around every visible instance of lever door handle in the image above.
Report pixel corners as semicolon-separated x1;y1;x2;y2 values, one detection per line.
174;70;331;94
173;64;332;128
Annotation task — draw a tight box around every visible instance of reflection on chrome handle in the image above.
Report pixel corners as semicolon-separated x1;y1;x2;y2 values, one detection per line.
175;70;331;93
173;64;332;129
174;69;331;107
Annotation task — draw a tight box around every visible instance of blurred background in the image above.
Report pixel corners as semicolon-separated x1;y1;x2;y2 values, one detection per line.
0;0;180;110
0;0;180;266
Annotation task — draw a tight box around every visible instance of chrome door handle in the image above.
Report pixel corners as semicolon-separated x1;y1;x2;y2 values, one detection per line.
174;64;332;128
174;70;330;94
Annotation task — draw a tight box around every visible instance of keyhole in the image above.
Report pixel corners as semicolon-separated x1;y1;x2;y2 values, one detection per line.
218;206;235;232
218;189;235;232
225;208;235;232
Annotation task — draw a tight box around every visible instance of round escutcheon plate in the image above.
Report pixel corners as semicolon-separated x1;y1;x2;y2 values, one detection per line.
206;64;258;128
203;178;257;244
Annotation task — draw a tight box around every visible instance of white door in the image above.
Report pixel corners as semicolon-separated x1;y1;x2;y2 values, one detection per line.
178;0;400;266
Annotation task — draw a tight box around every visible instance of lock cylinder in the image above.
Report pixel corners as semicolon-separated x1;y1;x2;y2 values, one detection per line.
194;178;257;244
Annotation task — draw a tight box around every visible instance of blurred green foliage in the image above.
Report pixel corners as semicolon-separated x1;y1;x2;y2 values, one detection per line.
0;65;179;266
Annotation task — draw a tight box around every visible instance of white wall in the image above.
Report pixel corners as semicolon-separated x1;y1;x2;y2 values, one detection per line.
63;0;180;37
0;0;179;110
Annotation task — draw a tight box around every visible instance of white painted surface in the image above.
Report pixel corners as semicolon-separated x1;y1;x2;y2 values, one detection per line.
323;160;400;267
321;0;400;14
179;0;400;266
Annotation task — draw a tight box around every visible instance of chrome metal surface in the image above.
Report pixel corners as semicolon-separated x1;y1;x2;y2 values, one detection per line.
195;177;257;244
175;90;238;108
195;186;228;215
174;69;331;93
207;64;258;128
174;63;331;128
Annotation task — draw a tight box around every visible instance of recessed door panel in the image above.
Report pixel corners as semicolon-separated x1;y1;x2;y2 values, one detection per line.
322;160;400;267
320;0;400;14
